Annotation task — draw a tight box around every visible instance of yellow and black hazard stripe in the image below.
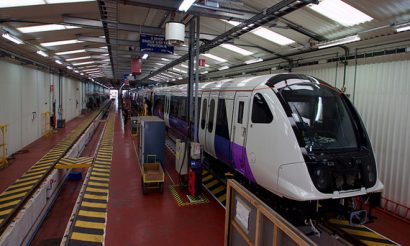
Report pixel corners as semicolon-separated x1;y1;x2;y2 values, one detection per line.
0;104;110;233
67;111;114;246
55;157;94;169
169;185;209;207
328;219;398;246
201;169;227;207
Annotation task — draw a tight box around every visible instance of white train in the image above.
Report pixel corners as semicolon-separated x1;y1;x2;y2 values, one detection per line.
148;74;383;202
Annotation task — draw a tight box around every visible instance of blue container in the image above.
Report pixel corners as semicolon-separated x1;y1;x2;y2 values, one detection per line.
68;171;82;180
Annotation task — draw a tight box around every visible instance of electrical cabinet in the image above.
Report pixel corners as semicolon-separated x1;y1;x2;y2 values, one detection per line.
138;116;165;166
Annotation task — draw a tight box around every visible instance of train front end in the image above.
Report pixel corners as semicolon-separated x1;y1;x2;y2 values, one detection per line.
267;74;383;202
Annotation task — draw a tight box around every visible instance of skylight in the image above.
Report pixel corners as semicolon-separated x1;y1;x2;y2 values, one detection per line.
55;49;86;55
41;39;83;47
252;28;295;46
66;56;91;61
220;44;253;56
202;53;227;63
17;24;80;33
308;0;373;26
0;0;94;8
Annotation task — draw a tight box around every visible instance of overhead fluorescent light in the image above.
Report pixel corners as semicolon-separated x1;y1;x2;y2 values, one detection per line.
55;60;63;65
36;50;48;57
2;33;23;44
178;0;195;12
317;35;361;49
142;53;148;59
252;27;295;45
73;61;94;66
167;71;179;76
200;71;209;74
161;58;170;61
221;19;241;26
156;63;164;66
395;23;410;33
178;77;183;80
83;69;100;72
308;0;372;26
41;39;83;47
0;0;94;8
202;53;227;63
74;70;79;73
66;66;73;70
218;66;229;71
245;58;263;64
173;68;187;74
55;49;86;55
17;24;79;33
181;64;188;68
80;72;84;75
220;44;253;56
66;56;91;61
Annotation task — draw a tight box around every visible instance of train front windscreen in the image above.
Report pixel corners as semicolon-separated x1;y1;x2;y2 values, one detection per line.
279;82;358;151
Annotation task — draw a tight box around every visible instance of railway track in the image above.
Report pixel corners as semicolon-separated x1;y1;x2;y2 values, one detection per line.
0;102;111;237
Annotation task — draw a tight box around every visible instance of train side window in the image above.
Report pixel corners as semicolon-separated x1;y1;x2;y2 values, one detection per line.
208;99;215;132
216;99;229;139
201;99;207;129
252;93;273;124
237;101;244;124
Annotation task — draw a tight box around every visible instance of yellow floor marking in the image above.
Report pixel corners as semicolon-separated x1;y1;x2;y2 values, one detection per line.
75;220;105;230
86;187;108;193
17;174;43;182
30;166;50;171
8;180;37;189
360;240;396;246
202;175;213;183
81;201;107;209
0;200;19;209
90;176;109;182
91;171;110;177
3;186;33;195
23;170;46;177
218;193;226;202
88;181;109;187
78;210;106;218
205;179;219;188
71;232;103;243
0;192;26;202
0;208;13;216
211;185;226;195
0;219;3;224
93;168;110;173
84;194;107;201
339;228;388;240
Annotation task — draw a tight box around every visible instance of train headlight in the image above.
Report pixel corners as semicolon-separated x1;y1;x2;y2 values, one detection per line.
365;163;376;184
314;168;328;191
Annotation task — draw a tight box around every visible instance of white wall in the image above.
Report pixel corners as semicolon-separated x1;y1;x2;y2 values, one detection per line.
293;54;410;209
0;59;85;155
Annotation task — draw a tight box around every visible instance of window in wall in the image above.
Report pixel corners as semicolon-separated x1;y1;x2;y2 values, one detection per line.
201;99;207;129
252;93;273;123
208;99;216;133
237;101;244;124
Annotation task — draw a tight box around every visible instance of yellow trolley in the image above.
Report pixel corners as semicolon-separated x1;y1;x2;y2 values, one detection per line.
140;155;164;194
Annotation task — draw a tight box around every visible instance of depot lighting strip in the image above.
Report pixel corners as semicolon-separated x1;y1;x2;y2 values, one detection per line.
317;35;361;49
202;53;227;63
36;50;48;57
66;56;91;61
218;66;229;71
178;0;195;12
73;61;94;66
220;44;253;56
55;49;86;55
0;0;94;8
17;24;79;33
2;33;23;44
245;58;263;64
41;39;83;47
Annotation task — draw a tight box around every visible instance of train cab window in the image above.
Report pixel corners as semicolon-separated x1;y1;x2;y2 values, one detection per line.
201;99;207;129
237;101;244;124
208;99;215;132
252;93;273;124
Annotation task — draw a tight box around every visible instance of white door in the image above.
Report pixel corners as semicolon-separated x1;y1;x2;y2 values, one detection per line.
198;92;209;148
205;95;218;158
232;93;250;174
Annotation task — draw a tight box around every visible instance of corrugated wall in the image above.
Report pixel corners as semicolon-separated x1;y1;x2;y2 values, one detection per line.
293;57;410;209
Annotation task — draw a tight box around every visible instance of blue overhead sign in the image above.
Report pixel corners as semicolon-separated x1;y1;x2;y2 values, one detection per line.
140;34;174;54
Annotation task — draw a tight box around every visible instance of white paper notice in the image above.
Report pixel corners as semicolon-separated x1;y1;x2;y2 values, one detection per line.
235;198;250;231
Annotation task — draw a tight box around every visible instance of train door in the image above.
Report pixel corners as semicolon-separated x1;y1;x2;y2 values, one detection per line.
232;92;250;174
199;92;209;149
164;93;170;127
205;93;218;158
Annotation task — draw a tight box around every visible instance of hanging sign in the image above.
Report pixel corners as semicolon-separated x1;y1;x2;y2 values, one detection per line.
140;34;174;54
198;58;205;67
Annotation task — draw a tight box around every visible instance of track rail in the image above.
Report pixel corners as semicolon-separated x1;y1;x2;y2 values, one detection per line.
0;102;111;235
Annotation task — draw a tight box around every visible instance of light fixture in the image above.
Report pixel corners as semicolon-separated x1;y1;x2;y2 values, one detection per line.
221;19;241;26
202;53;227;63
55;49;86;55
66;56;91;61
36;50;48;57
173;68;187;73
142;53;148;59
308;0;372;27
245;58;263;64
74;70;79;73
156;63;164;66
55;59;63;65
317;35;360;49
220;44;253;56
40;39;83;47
200;71;209;74
0;0;94;8
181;64;188;68
73;61;95;66
66;66;73;70
178;77;183;80
395;22;410;33
2;33;23;44
218;66;229;71
178;0;195;12
161;58;170;61
17;24;79;33
80;72;84;75
252;27;295;46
